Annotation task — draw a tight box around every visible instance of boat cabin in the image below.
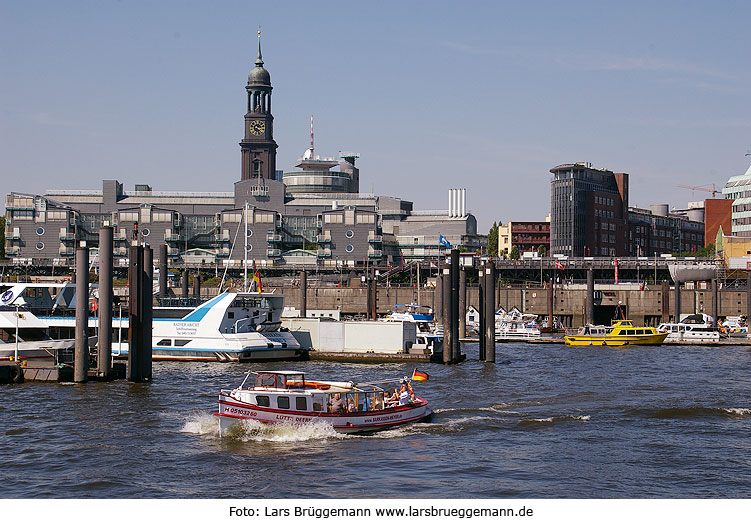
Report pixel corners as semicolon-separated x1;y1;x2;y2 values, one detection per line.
230;370;411;414
610;321;659;336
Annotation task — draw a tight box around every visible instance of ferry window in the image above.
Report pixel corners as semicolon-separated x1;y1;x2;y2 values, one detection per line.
627;330;636;335
174;339;191;346
255;395;270;407
228;311;235;319
296;397;307;410
277;396;290;409
312;396;324;411
157;339;172;346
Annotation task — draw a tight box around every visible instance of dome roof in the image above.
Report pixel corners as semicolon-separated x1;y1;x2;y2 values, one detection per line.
248;64;270;86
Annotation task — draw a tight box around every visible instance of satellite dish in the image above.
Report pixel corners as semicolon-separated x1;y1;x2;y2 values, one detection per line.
303;148;313;160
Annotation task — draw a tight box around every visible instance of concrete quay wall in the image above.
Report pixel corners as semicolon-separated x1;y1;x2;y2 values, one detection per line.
271;284;749;327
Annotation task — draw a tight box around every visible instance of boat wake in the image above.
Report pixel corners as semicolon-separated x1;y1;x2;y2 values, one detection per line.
181;411;345;442
517;415;591;427
628;406;751;419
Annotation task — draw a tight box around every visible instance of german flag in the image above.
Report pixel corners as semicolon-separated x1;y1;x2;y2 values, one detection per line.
412;368;429;382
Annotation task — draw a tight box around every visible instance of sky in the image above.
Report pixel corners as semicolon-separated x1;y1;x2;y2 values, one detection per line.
1;0;750;232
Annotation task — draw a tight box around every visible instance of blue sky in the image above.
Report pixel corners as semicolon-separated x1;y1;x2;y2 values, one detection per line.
1;0;750;232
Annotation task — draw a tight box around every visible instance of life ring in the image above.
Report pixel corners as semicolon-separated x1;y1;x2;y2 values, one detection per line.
10;364;23;383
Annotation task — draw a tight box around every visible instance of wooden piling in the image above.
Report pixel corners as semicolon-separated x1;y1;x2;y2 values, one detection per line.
181;269;189;298
661;280;669;322
547;278;554;329
459;267;466;339
478;267;486;361
300;270;307;318
674;280;681;323
142;246;153;381
128;245;144;382
98;227;113;379
450;249;460;362
74;246;89;383
441;264;451;364
193;273;201;299
711;278;718;327
586;268;594;325
484;263;496;363
158;244;168;297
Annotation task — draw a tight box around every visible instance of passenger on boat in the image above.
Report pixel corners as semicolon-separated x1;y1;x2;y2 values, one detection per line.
398;385;411;406
330;393;345;414
386;390;400;407
347;396;356;413
360;392;372;411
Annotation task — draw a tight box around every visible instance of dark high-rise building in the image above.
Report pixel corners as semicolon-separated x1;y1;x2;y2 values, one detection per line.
550;163;629;257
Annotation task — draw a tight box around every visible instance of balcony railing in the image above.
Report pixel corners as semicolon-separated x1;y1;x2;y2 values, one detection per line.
368;234;383;243
266;249;282;257
316;234;331;243
59;234;75;241
368;250;383;258
6;248;20;256
317;248;332;258
266;234;282;242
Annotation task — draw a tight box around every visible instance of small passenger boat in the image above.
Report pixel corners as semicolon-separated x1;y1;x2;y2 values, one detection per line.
215;370;432;435
656;315;723;344
565;320;667;346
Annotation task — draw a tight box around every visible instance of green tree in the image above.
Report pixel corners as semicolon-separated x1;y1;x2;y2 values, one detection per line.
537;244;546;257
487;221;499;257
510;244;520;260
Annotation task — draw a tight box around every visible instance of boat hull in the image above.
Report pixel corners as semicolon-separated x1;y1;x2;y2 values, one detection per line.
215;394;431;434
564;333;668;346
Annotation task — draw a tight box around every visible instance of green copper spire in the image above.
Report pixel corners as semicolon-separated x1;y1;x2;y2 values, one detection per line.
256;26;263;67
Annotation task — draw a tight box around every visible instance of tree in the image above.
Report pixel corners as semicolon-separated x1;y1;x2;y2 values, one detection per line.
510;244;520;260
537;244;546;257
487;221;499;257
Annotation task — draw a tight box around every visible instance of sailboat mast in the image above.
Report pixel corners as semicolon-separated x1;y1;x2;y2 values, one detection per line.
244;201;248;292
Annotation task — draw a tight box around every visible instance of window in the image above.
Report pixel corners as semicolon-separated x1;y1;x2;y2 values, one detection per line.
36;242;44;250
174;339;191;347
223;213;242;223
120;212;138;222
255;395;270;407
357;213;375;224
142;228;150;237
296;397;307;410
277;396;290;409
345;244;354;253
255;212;275;223
152;212;172;222
345;230;354;238
157;339;172;346
36;227;45;235
324;214;343;224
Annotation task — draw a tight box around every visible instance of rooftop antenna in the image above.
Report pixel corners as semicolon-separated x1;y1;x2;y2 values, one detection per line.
310;114;314;159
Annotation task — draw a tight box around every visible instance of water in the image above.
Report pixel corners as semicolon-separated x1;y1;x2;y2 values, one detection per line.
2;343;751;498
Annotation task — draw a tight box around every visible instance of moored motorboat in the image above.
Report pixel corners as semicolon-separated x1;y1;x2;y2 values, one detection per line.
656;314;723;344
215;370;432;435
565;320;667;346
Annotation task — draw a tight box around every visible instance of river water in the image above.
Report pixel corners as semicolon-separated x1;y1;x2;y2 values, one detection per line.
2;342;750;499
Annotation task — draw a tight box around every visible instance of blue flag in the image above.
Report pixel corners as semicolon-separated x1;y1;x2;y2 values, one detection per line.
439;234;451;248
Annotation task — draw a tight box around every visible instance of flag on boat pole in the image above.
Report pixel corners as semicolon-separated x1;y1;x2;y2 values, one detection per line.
412;368;429;382
555;259;564;270
252;261;262;293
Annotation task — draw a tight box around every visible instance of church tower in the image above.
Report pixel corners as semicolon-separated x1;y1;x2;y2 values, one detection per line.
240;30;277;181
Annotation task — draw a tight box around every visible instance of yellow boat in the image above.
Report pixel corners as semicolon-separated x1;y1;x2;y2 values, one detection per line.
565;320;668;346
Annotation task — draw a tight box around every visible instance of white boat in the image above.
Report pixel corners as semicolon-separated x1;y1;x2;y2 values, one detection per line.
215;370;432;435
0;301;76;361
41;291;305;362
381;303;443;355
495;319;542;340
657;314;723;344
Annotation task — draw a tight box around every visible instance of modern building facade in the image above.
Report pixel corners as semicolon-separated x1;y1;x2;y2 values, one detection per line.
721;164;751;237
550;163;629;257
4;37;481;270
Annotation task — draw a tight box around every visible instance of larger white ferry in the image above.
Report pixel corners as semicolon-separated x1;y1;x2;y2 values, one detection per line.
41;290;304;362
215;370;432;435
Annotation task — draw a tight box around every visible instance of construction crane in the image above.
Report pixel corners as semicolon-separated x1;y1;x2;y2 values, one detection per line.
677;183;719;197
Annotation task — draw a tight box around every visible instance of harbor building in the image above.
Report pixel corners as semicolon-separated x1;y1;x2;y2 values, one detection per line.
627;204;704;256
703;198;732;247
498;216;551;256
549;163;629;257
721;164;751;237
3;36;481;271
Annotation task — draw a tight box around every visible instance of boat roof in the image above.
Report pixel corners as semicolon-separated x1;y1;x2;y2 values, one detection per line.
257;370;305;376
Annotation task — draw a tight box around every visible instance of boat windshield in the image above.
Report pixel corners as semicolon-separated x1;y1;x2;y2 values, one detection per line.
255;372;304;388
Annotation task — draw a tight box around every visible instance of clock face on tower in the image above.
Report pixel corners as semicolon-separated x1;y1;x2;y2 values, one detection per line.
249;120;265;136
